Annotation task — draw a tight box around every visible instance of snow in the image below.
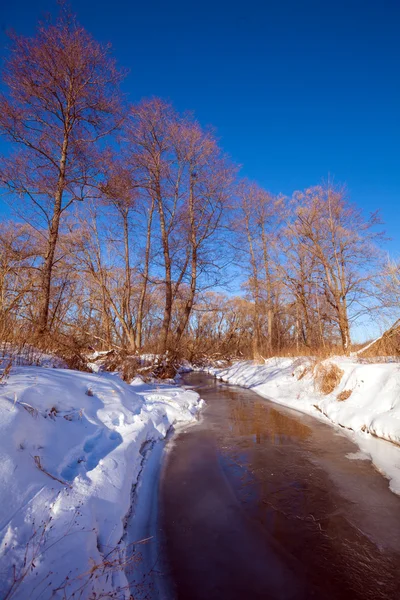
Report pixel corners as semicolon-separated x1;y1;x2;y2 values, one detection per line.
0;365;203;599
124;438;172;599
0;342;67;368
208;358;400;496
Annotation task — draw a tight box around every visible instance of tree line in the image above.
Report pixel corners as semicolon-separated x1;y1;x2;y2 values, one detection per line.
0;10;396;361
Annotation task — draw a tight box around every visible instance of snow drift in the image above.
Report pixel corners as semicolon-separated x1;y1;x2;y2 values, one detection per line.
209;358;400;495
0;366;203;599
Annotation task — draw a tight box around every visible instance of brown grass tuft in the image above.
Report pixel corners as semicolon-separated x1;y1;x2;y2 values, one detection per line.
337;389;352;401
314;362;344;395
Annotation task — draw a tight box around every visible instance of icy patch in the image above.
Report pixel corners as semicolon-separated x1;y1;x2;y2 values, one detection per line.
346;451;370;461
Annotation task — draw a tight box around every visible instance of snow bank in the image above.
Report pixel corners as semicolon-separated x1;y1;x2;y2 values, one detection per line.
209;358;400;495
0;366;203;599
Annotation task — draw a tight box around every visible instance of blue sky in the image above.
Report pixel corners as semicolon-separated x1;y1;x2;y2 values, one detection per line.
1;0;399;242
1;0;399;338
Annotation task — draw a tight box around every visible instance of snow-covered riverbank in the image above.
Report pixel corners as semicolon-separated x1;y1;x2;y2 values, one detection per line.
208;358;400;495
0;366;203;599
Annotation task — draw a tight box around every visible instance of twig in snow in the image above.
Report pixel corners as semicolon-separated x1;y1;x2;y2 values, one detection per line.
19;402;39;418
33;455;72;488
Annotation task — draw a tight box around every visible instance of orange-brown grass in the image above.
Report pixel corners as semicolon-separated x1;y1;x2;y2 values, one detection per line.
314;362;344;395
337;389;352;401
337;390;353;402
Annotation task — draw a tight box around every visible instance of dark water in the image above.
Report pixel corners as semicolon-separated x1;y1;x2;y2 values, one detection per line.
159;372;400;600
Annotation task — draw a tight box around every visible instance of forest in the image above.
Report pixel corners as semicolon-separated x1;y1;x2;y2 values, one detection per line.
0;10;397;366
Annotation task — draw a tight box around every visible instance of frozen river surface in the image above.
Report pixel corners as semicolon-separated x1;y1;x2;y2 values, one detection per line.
132;372;400;599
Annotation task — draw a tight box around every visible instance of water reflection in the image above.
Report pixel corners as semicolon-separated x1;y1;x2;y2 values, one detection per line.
223;387;312;444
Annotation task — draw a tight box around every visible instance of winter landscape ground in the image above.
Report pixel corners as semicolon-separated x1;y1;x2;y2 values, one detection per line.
2;351;400;598
0;356;203;599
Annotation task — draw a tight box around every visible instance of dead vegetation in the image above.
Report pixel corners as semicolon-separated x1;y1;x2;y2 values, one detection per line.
357;319;400;358
337;389;352;401
0;334;91;372
296;360;316;380
314;362;344;395
33;455;71;488
0;360;12;385
2;501;147;600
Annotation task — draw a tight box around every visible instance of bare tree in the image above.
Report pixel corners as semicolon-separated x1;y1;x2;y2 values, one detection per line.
236;181;263;354
0;9;123;336
235;181;283;356
135;194;156;350
100;156;138;350
0;222;38;337
291;184;383;353
172;118;235;346
125;99;234;353
125;99;178;353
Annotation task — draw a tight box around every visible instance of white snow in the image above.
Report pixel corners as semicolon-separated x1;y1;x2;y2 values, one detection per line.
0;365;203;599
208;358;400;496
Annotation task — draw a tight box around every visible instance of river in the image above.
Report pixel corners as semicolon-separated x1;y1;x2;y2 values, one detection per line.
129;371;400;599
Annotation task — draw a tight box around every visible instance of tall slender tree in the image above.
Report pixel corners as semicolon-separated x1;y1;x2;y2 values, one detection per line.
291;184;383;353
0;9;124;336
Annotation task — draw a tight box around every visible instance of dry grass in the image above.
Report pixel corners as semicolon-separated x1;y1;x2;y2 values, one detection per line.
314;362;344;395
296;360;317;380
357;319;400;358
254;344;347;361
337;389;352;401
0;359;12;385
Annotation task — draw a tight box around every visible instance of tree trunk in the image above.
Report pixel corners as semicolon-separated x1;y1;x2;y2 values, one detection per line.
245;221;260;356
136;198;155;350
176;175;198;345
121;209;136;352
122;211;132;332
260;222;273;354
338;298;351;354
156;180;173;354
37;133;69;336
175;249;196;344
